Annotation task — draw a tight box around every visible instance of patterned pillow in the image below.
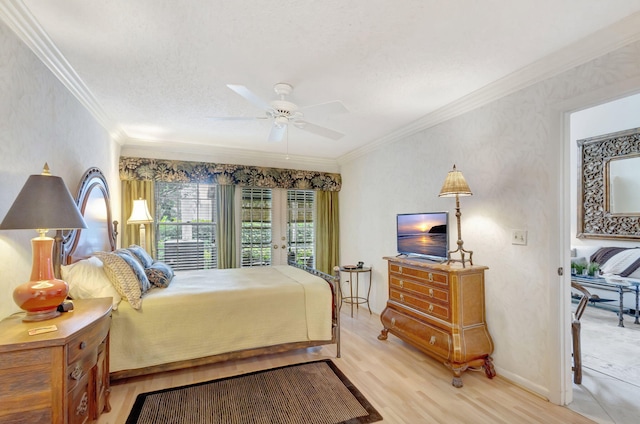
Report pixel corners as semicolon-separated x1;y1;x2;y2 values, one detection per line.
114;249;152;294
94;252;144;309
127;244;154;268
145;261;175;288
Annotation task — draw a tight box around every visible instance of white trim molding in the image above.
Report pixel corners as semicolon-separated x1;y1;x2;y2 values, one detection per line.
338;12;640;165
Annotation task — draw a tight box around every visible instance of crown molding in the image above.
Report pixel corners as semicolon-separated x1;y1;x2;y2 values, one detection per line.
122;138;341;173
0;0;121;138
4;1;640;169
338;12;640;166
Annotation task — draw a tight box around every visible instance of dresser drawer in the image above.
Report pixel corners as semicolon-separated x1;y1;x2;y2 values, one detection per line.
390;288;450;321
389;275;449;304
67;315;110;365
67;349;98;393
390;263;448;287
381;308;451;360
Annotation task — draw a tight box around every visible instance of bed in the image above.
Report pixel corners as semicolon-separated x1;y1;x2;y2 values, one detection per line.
54;167;341;380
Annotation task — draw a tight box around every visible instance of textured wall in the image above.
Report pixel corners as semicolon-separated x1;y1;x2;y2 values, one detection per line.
339;40;640;401
0;19;119;319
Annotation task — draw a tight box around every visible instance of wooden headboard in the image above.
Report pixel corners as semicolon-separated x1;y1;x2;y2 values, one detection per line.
54;167;118;277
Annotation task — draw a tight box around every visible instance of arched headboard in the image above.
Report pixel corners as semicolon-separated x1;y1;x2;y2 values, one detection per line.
54;167;118;276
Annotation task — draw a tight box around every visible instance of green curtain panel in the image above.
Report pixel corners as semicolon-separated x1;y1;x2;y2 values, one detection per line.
216;185;237;269
315;190;340;275
120;157;341;192
121;180;156;257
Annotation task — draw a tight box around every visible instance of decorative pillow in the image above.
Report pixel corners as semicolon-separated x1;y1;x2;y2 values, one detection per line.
145;261;175;288
127;244;154;268
94;251;144;309
61;256;122;310
114;249;152;294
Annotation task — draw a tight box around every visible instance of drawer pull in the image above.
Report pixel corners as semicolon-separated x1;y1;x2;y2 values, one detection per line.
76;392;88;416
399;280;404;289
429;336;436;345
70;363;83;380
429;288;434;297
428;272;433;282
399;294;405;303
428;304;434;313
79;341;87;350
391;317;396;327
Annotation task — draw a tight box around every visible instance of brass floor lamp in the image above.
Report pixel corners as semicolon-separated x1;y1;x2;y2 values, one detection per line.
439;165;473;267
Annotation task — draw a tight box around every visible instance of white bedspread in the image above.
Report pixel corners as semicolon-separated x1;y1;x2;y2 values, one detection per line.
109;265;333;373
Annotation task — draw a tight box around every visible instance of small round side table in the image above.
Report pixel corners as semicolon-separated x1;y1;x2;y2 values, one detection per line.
340;266;372;317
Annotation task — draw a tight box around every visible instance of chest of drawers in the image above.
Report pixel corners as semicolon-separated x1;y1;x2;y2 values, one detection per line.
378;257;495;387
0;298;112;423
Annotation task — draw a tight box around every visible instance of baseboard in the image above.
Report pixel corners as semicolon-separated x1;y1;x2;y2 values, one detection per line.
494;366;551;402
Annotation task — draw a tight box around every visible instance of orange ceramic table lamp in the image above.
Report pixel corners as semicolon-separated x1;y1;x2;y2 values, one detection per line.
0;164;87;321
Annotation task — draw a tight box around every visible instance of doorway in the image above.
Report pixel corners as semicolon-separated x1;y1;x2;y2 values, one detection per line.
238;187;316;267
566;92;640;422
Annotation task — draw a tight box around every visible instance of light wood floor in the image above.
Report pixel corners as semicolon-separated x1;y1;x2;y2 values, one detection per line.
98;308;594;424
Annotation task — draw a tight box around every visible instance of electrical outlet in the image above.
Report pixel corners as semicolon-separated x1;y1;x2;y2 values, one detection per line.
512;230;527;245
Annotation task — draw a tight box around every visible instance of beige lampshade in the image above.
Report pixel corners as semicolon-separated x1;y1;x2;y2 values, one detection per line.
0;164;87;232
128;199;153;224
439;164;472;197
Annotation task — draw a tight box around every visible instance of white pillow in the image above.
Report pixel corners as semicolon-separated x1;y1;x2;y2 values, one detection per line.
61;256;122;310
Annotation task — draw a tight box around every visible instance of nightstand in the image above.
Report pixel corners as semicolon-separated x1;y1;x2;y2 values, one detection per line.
0;298;112;424
340;266;372;317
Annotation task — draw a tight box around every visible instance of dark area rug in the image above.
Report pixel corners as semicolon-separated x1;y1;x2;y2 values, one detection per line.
126;359;382;424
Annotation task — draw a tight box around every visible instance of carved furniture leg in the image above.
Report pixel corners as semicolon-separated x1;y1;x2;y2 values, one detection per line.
378;328;389;340
483;356;496;379
447;363;468;388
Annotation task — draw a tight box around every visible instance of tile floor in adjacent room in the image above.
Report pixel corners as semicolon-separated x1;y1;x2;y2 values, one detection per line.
567;304;640;424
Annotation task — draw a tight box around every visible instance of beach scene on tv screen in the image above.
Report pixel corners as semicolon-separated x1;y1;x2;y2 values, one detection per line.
397;213;447;258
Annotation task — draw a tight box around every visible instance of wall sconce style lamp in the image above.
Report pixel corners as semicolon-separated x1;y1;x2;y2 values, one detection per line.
0;164;87;321
127;198;153;251
439;164;473;267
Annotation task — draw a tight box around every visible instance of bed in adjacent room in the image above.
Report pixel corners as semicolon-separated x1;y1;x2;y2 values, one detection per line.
55;167;341;380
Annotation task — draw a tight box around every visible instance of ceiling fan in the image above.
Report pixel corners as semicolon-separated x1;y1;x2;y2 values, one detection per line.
215;83;348;142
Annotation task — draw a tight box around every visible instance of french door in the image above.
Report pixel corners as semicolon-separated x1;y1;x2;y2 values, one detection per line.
240;188;315;267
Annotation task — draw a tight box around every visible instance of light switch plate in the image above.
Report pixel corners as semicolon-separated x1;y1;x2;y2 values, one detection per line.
512;230;527;245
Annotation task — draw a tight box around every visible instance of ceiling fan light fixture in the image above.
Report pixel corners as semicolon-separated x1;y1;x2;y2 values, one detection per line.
274;116;289;127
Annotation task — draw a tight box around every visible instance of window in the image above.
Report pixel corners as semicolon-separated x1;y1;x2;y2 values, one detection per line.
155;182;217;270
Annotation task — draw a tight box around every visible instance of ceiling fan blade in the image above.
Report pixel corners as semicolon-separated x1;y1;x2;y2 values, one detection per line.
293;120;344;140
267;123;287;142
226;84;272;111
299;100;348;117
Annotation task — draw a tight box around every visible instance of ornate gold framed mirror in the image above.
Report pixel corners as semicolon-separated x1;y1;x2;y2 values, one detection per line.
577;127;640;240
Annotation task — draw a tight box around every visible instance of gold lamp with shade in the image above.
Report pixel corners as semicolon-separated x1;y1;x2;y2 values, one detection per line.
439;164;473;267
0;164;87;321
127;198;153;251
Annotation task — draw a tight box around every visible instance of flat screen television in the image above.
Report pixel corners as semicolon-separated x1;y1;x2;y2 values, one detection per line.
396;212;449;262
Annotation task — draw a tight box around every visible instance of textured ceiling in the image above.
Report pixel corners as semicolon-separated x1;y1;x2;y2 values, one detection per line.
7;0;640;162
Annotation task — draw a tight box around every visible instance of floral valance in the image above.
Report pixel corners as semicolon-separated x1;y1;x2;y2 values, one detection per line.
119;157;342;192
